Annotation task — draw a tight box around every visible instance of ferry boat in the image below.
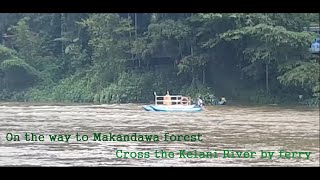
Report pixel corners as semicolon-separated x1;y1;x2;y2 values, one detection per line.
143;92;202;112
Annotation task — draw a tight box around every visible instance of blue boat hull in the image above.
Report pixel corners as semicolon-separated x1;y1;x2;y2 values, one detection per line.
143;105;155;111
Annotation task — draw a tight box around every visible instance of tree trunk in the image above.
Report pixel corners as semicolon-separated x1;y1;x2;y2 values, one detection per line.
60;13;66;57
191;43;195;84
191;43;194;56
1;30;3;45
128;13;134;60
266;62;269;93
202;67;205;84
134;13;140;67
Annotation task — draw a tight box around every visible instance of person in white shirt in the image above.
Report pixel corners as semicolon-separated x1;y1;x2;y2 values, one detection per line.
197;97;204;107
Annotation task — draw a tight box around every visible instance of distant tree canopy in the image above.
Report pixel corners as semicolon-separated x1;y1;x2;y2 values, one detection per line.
0;13;319;106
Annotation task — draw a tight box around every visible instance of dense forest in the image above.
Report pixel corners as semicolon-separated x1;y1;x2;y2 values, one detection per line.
0;13;319;106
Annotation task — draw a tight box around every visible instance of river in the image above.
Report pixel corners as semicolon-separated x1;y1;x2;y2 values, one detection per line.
0;102;319;166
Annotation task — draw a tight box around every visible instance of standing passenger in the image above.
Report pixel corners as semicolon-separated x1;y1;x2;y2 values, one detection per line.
164;91;172;105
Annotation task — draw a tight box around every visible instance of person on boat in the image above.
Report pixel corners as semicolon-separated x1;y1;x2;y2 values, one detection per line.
218;96;227;105
298;94;303;104
164;91;172;105
197;97;204;107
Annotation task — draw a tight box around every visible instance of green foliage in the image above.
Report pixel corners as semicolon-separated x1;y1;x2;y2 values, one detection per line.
231;89;298;105
148;19;190;40
1;58;41;90
0;46;19;91
50;75;94;103
0;45;18;64
300;97;319;107
9;17;47;66
24;87;54;102
267;13;317;31
278;60;320;98
95;71;180;103
1;58;40;76
0;13;318;108
0;89;26;101
131;37;148;60
97;72;146;103
179;84;216;104
65;43;91;73
145;19;191;59
78;13;134;84
177;55;208;75
248;90;280;104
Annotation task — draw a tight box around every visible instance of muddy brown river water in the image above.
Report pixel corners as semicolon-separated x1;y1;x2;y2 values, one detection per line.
0;102;319;166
